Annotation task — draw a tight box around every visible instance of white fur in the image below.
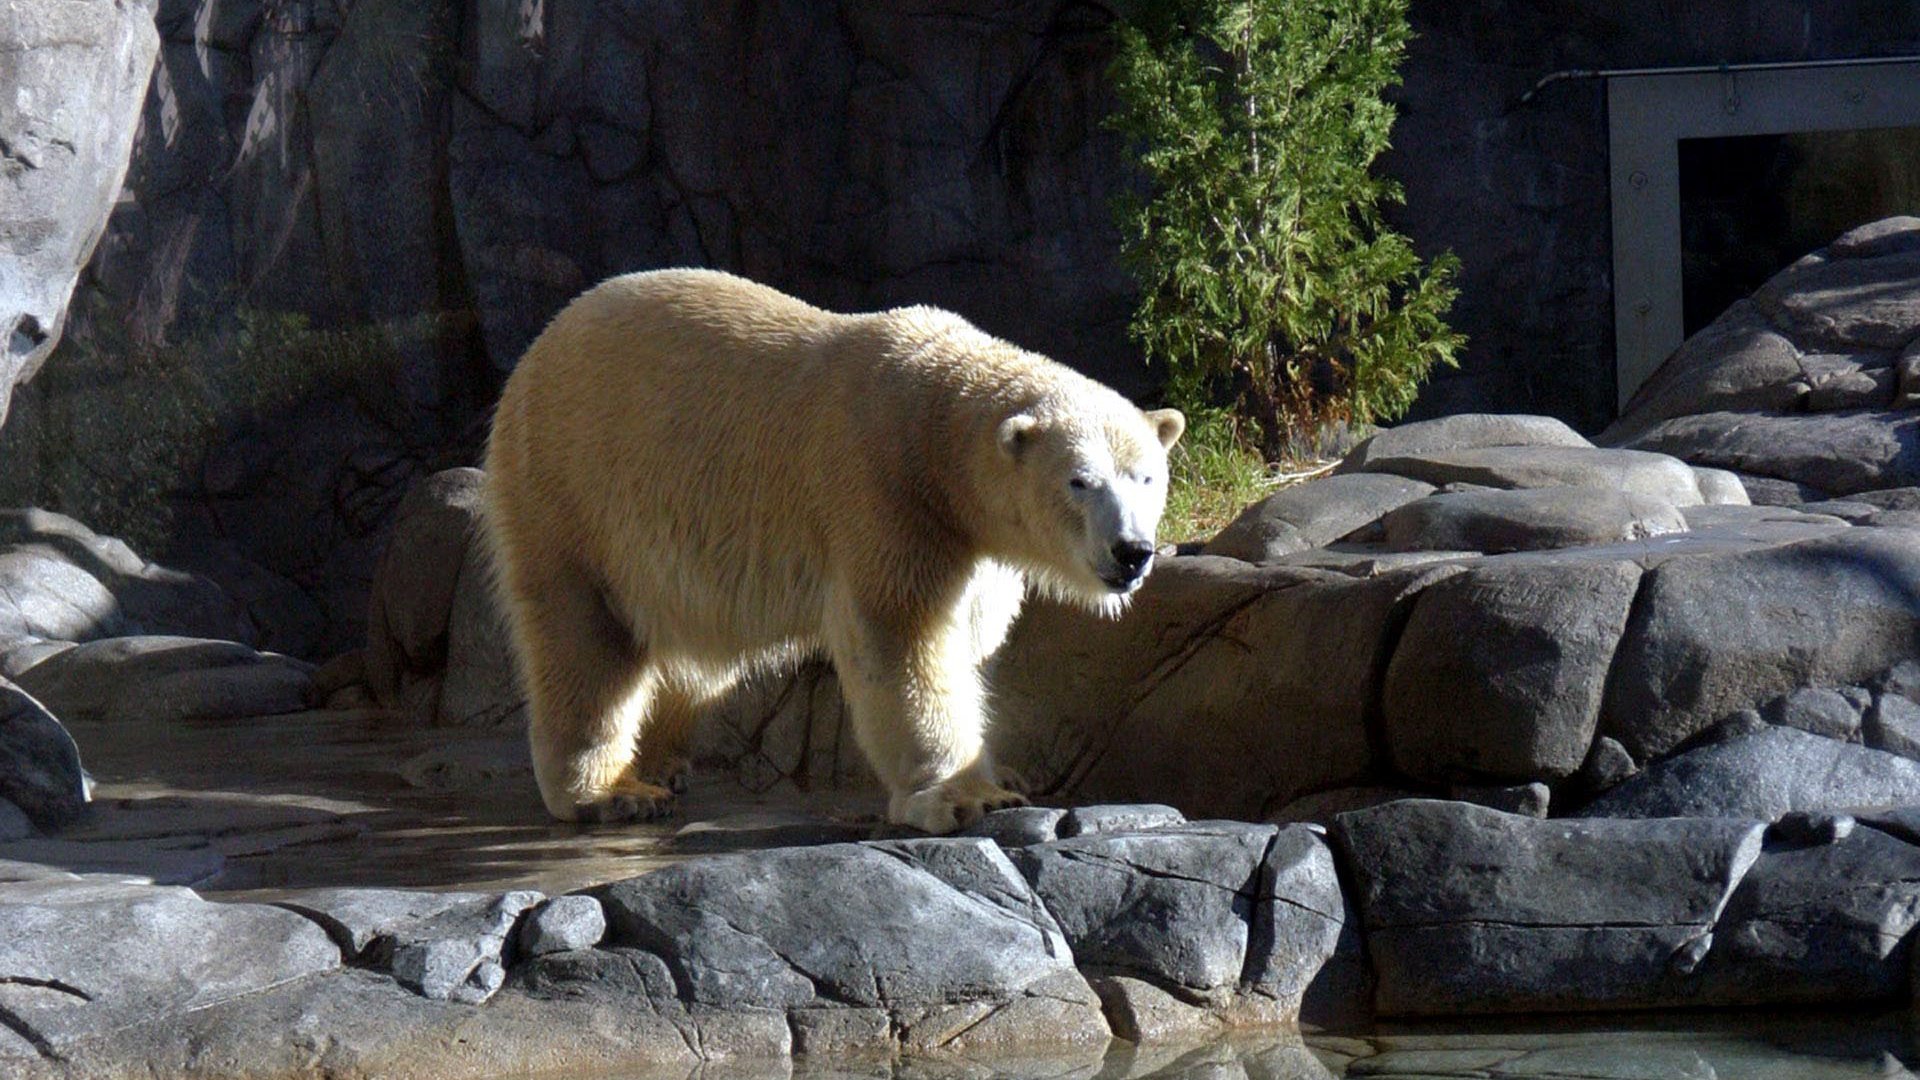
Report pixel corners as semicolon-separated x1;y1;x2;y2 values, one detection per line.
482;269;1182;832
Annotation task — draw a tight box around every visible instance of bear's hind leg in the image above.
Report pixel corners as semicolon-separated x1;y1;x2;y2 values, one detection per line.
504;561;676;823
634;666;736;794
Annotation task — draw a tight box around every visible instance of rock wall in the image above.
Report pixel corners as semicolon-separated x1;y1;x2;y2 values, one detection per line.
0;0;158;426
8;1;1920;654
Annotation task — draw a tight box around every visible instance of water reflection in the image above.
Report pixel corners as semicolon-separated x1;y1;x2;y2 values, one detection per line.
674;1011;1920;1080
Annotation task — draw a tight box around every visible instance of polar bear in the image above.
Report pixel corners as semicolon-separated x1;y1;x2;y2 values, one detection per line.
483;269;1183;833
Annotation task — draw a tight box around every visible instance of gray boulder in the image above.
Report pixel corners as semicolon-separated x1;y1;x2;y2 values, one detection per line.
1852;487;1920;512
1245;825;1366;1025
1573;735;1640;797
982;557;1456;819
592;838;1084;1011
364;469;485;720
1761;686;1866;741
1263;786;1427;826
0;878;339;1055
1802;354;1895;411
1336;414;1592;473
1600;528;1920;759
1580;727;1920;820
1449;781;1551;817
1605;306;1811;440
1353;445;1706;506
1011;822;1274;996
0;798;30;842
1383;559;1641;783
1691;824;1920;1004
362;468;522;728
962;806;1065;848
1755;245;1920;352
1378;487;1686;554
1690;467;1751;505
1202;473;1434;562
439;532;524;727
0;0;159;425
1864;693;1920;760
517;895;606;958
276;887;541;1004
0;679;85;831
10;636;313;724
0;509;253;646
1606;220;1920;497
1334;800;1765;1015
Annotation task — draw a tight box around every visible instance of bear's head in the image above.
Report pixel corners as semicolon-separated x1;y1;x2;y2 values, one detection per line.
992;391;1185;616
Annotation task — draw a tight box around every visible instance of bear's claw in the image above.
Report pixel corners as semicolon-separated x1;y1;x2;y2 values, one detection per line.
572;778;677;824
891;778;1030;834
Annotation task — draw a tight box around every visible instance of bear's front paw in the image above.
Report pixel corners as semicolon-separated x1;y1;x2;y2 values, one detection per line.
890;776;1029;834
568;777;678;824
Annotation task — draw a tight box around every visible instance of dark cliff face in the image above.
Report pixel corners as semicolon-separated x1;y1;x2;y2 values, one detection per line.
25;0;1137;655
83;0;1139;388
11;0;1919;655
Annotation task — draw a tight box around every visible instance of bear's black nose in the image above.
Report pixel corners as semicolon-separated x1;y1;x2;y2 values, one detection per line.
1112;540;1155;578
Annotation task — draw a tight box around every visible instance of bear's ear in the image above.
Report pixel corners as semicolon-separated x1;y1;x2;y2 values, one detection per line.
1145;408;1186;450
997;414;1039;462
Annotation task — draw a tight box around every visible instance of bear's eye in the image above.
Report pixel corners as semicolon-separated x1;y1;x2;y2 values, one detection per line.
1068;477;1089;492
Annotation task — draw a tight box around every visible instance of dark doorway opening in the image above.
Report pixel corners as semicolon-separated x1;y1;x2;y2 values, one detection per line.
1678;125;1920;336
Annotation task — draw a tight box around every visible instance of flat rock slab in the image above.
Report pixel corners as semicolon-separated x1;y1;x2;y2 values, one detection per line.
1057;803;1186;838
1616;409;1920;498
1203;473;1435;563
1580;727;1920;820
1379;488;1687;554
1334;800;1765;1015
1352;445;1706;507
1600;528;1920;759
11;636;313;724
0;878;339;1055
591;837;1080;1011
1383;559;1642;783
0;678;85;829
1337;414;1592;473
962;806;1066;847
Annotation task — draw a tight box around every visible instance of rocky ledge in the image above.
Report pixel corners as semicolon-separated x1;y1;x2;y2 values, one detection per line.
9;793;1920;1077
12;405;1920;1072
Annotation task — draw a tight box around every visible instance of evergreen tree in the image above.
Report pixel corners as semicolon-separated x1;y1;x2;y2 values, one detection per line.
1109;0;1464;457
